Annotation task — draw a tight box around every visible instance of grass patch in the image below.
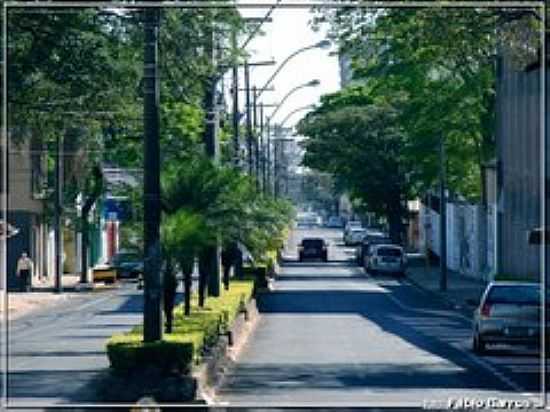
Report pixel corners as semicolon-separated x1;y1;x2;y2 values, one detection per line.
106;279;254;375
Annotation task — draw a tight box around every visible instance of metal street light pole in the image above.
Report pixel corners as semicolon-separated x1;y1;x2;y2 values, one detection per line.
142;8;162;342
279;104;317;129
270;80;320;121
232;64;240;168
244;62;253;176
256;40;330;100
253;86;261;189
439;134;447;292
260;103;266;193
54;130;63;293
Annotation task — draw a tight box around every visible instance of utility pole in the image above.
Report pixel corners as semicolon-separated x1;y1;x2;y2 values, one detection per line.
202;23;221;299
260;103;266;193
273;136;279;197
266;119;272;195
253;86;260;190
439;134;447;292
232;64;240;168
244;62;253;176
54;130;63;293
143;8;162;342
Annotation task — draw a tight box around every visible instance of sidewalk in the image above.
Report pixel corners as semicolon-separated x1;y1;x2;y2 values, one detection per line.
405;259;488;318
4;274;108;320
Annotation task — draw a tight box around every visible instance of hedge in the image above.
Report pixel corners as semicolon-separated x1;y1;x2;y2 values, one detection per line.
106;279;254;375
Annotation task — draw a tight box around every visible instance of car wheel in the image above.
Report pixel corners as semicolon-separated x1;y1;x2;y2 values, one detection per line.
473;333;486;355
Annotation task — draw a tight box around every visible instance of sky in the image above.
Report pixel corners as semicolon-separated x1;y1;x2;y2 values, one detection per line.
233;5;341;129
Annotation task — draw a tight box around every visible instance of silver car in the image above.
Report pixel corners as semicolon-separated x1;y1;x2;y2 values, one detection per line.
365;244;406;276
472;282;542;354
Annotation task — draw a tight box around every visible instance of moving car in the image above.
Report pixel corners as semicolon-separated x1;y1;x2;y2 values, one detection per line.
472;282;542;354
326;216;344;228
344;227;367;246
356;231;392;265
365;244;406;276
298;238;328;262
111;250;144;279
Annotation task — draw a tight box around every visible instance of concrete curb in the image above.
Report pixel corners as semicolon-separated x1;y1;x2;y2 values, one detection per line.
194;298;260;404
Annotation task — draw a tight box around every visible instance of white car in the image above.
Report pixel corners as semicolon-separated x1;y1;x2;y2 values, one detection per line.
344;227;367;246
365;244;407;276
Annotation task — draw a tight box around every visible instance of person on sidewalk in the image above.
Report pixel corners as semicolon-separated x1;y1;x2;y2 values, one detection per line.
16;252;34;292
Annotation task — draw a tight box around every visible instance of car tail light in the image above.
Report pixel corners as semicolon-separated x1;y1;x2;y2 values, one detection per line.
480;303;492;317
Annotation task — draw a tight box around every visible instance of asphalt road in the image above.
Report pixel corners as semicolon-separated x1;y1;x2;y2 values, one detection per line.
217;228;544;408
4;281;146;407
5;277;198;408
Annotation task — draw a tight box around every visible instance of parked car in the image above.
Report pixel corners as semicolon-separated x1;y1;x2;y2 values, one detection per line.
356;231;392;265
326;216;344;228
344;220;363;233
111;250;144;279
365;244;407;276
472;282;542;354
296;212;322;228
344;227;367;246
298;238;328;262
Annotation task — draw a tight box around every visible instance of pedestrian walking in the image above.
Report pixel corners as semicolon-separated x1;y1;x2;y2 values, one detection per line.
16;252;33;292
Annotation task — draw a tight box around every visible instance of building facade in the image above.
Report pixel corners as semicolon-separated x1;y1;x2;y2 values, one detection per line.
496;55;547;280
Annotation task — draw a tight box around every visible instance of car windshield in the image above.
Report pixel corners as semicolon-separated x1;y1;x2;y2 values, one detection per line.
302;239;324;248
367;237;391;244
113;253;140;263
377;248;402;257
486;285;540;305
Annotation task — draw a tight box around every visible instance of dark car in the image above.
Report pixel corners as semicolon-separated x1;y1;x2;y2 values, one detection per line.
298;238;328;262
111;251;143;279
356;231;392;266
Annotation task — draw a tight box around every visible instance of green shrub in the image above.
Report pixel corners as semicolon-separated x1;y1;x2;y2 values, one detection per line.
106;279;254;375
106;334;194;376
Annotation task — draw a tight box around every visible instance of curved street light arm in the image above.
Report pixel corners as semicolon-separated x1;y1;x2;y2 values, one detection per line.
279;104;317;129
256;40;328;100
269;84;308;120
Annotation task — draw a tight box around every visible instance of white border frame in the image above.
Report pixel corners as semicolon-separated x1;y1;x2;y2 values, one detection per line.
1;0;546;409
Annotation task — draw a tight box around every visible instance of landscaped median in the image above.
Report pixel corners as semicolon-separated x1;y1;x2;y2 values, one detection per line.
99;279;255;403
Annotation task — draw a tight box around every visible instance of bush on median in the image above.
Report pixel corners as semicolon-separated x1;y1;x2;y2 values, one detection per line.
106;279;255;376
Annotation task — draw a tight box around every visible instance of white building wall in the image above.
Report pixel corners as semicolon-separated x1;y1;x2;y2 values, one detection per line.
420;201;496;281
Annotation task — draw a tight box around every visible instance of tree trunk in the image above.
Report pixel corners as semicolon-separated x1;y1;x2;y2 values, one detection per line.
80;219;89;283
387;201;405;246
163;256;177;333
180;258;194;316
198;251;209;307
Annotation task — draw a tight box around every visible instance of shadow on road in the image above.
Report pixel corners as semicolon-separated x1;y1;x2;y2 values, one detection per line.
252;286;537;393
